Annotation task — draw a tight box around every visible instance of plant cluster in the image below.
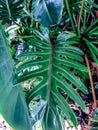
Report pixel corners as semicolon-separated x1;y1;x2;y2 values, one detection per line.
0;0;98;130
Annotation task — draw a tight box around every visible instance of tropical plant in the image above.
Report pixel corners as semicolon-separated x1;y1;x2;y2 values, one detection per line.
16;27;88;129
0;0;98;130
0;22;88;129
0;0;24;24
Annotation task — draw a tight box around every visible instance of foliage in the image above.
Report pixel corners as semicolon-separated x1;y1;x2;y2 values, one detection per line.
32;0;63;26
16;27;88;129
0;0;98;130
0;23;32;130
0;0;24;24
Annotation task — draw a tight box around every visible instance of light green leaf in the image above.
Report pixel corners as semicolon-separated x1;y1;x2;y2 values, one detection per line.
0;23;32;130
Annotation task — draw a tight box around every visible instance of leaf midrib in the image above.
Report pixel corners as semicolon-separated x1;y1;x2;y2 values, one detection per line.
47;42;53;104
6;0;11;19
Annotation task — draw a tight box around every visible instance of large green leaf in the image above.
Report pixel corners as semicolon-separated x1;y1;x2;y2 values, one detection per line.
0;23;32;130
0;0;24;24
16;28;88;130
32;0;63;26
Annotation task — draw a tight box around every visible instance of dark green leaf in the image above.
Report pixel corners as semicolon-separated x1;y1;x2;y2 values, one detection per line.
0;0;24;24
32;0;63;26
16;30;88;129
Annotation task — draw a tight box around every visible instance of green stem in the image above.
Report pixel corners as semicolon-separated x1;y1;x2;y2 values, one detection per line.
64;0;76;33
77;0;84;36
